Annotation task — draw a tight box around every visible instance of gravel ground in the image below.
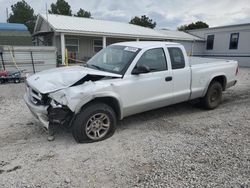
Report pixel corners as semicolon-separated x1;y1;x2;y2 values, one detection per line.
0;68;249;188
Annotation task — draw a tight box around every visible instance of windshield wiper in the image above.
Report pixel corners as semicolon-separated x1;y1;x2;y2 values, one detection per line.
88;64;104;71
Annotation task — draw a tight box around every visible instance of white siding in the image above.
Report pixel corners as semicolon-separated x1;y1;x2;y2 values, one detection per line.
188;24;250;67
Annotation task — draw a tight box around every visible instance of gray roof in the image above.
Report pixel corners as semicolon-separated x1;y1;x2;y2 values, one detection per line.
35;14;204;41
186;23;250;32
157;29;204;41
35;14;167;39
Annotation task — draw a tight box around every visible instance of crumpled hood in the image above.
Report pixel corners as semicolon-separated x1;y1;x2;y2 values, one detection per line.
26;66;122;94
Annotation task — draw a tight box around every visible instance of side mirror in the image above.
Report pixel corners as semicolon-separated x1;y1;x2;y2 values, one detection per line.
131;65;150;75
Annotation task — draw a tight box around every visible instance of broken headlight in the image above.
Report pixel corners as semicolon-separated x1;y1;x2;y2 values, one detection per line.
50;99;63;108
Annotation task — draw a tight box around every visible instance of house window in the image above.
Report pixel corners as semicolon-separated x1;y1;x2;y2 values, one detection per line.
229;33;239;50
206;35;214;50
94;39;103;53
65;38;79;52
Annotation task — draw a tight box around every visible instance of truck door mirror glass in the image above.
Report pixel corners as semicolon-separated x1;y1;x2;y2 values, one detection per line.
131;65;150;75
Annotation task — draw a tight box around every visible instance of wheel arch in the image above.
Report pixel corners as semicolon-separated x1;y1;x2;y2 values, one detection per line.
75;96;123;121
203;75;227;96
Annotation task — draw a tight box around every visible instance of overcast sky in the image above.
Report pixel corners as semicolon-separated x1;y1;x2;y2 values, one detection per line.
0;0;249;30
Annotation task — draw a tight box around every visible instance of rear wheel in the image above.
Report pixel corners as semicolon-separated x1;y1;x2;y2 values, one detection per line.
72;102;117;143
202;81;222;109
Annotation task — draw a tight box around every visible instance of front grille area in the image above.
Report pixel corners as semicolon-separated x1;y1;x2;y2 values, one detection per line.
27;84;50;105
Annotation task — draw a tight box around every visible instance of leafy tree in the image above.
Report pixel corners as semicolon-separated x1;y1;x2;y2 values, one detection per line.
49;0;72;16
129;15;156;29
8;0;36;33
74;8;92;18
178;21;209;31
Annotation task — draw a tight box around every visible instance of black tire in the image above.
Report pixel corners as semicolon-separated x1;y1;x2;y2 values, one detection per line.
72;102;117;143
202;81;223;109
14;78;20;84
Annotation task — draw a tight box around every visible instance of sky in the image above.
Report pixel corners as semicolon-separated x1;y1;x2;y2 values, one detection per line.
0;0;250;30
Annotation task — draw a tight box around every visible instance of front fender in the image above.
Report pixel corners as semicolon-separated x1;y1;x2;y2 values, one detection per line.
74;91;123;118
49;81;124;118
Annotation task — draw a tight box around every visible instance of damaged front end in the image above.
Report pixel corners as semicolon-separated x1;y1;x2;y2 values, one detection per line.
24;84;74;131
47;104;73;126
24;65;122;133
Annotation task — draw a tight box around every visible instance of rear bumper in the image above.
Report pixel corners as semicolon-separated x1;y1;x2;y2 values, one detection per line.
24;93;49;130
226;80;237;89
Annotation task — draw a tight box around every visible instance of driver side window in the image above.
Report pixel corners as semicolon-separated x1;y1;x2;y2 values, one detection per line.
136;48;167;72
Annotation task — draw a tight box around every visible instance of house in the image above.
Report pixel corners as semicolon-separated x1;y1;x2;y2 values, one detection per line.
187;23;250;67
33;14;204;65
158;29;205;56
0;23;32;46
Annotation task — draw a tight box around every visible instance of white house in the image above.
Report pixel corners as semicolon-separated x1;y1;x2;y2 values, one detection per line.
33;14;204;65
187;23;250;67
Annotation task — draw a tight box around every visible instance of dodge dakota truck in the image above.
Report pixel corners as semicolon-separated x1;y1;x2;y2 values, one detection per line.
24;42;238;143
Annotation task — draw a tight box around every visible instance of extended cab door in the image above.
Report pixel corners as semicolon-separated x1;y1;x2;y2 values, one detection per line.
167;46;191;103
118;47;174;117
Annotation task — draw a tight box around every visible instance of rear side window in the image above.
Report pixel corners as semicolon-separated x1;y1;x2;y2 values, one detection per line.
136;48;167;72
168;47;185;69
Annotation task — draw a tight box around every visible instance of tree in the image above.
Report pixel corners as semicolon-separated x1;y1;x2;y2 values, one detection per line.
8;0;36;33
74;8;92;18
178;21;209;31
49;0;72;16
129;15;156;29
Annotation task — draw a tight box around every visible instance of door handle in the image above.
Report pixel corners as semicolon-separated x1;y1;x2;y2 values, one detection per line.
165;76;172;82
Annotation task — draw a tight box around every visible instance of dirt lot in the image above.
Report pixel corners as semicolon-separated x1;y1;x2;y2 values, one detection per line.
0;68;249;188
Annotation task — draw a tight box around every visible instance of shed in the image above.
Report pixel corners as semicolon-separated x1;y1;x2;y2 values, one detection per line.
0;23;32;46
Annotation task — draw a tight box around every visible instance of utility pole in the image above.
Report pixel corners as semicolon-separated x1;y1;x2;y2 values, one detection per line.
6;8;9;22
46;3;49;31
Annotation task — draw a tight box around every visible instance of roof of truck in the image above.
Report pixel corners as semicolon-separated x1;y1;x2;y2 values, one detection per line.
112;41;179;48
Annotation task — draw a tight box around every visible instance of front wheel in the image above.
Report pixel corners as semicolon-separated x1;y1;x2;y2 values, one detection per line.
72;102;117;143
202;81;223;109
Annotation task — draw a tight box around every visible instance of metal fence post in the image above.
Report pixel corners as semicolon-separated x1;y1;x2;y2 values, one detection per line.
0;52;5;71
0;46;5;71
30;51;36;73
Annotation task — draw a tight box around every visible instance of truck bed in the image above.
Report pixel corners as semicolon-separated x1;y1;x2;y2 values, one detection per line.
189;56;234;66
188;56;238;100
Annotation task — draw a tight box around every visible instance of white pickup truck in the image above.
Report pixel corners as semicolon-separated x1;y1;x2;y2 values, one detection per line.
24;42;238;143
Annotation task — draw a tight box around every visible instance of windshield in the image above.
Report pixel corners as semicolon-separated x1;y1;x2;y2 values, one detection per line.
86;45;140;74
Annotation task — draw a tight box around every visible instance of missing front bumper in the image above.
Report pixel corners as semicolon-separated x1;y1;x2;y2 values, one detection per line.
24;93;49;129
24;93;73;130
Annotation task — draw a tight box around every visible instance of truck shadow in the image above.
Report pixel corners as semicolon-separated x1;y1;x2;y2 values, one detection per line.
47;101;201;143
117;88;250;132
117;101;203;131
